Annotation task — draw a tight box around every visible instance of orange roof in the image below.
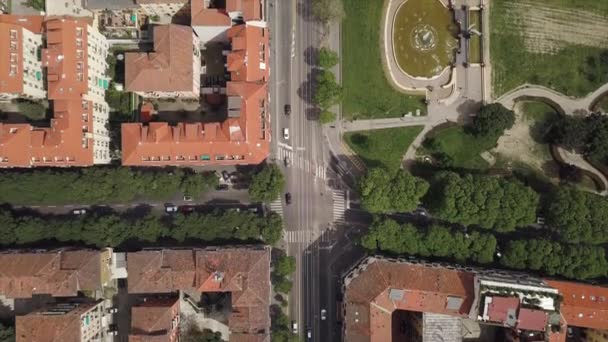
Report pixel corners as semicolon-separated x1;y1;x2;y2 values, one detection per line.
0;250;101;299
129;298;179;342
227;25;269;82
343;258;475;342
121;81;269;166
126;248;270;337
191;0;232;26
0;99;95;167
517;308;548;331
486;296;520;324
125;24;197;93
16;302;97;342
227;0;262;21
43;18;89;100
0;14;44;33
546;280;608;330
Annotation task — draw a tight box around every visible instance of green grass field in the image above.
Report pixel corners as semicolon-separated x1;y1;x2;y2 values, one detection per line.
344;126;424;171
342;0;426;120
491;0;608;97
424;126;495;170
468;10;482;64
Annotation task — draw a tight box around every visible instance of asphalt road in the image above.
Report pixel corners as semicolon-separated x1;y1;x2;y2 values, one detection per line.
268;0;341;340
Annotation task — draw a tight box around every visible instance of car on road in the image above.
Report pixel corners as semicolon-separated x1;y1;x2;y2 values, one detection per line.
283;128;289;140
307;328;312;339
291;321;298;334
216;184;229;191
285;192;292;205
106;307;118;314
165;204;178;213
321;309;327;320
72;208;87;215
284;104;291;115
221;170;230;182
183;195;193;202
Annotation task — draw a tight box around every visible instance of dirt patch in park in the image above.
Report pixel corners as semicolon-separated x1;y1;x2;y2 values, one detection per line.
492;103;555;173
503;1;608;54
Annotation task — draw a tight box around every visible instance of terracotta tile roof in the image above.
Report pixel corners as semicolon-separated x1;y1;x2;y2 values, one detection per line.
127;248;270;336
343;258;475;342
0;99;96;167
43;18;89;100
191;0;231;26
546;280;608;330
16;302;97;342
0;15;44;33
129;297;179;342
121;81;269;166
486;296;519;324
227;25;268;82
125;24;196;93
136;0;187;3
226;0;262;21
517;308;548;331
0;250;101;299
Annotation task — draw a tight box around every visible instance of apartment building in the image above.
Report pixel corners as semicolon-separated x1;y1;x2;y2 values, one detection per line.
126;247;271;340
0;16;111;167
342;256;608;342
121;23;269;166
136;0;189;19
129;297;180;342
191;0;265;46
16;301;107;342
0;16;45;101
125;24;200;98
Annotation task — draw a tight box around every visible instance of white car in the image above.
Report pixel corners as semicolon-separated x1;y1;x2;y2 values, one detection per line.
72;208;87;215
291;321;298;334
165;204;178;213
321;309;327;320
283;128;290;140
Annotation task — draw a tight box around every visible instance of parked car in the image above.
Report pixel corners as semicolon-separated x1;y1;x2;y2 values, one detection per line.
248;207;259;213
183;195;193;202
222;170;230;181
106;307;118;314
72;208;87;215
291;321;298;334
321;309;327;320
284;104;291;115
307;328;312;339
165;204;178;213
285;192;292;205
216;184;229;191
283;128;290;140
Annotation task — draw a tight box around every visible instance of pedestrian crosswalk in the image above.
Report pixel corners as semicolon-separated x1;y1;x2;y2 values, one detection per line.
269;199;283;217
277;146;327;180
284;230;312;243
333;190;346;223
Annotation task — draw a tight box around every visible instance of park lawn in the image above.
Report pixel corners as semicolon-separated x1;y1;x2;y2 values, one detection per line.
342;0;426;120
344;126;424;171
468;10;482;64
429;126;495;169
490;0;608;97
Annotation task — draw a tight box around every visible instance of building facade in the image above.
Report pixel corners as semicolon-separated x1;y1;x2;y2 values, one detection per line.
136;0;189;19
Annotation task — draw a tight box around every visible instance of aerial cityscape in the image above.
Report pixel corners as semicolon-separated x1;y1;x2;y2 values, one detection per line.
0;0;607;341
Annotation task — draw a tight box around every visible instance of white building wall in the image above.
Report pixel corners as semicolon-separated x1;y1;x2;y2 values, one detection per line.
79;301;105;341
20;29;45;99
192;32;201;92
193;25;230;46
140;3;185;18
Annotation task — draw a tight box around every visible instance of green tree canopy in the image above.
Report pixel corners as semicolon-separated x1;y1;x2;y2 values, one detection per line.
359;168;429;214
470;103;515;139
547;113;608;166
426;172;539;232
319;110;336;124
318;47;339;69
0;323;14;342
274;255;296;278
313;70;342;109
545;186;608;244
249;164;285;203
311;0;345;25
501;239;608;280
361;218;496;264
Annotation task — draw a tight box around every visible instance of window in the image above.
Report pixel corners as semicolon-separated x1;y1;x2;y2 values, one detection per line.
215;155;225;161
200;154;210;161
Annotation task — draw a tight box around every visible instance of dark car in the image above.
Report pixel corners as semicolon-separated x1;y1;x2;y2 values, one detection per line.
284;104;291;115
180;205;194;214
221;170;230;181
216;184;229;191
285;192;292;205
